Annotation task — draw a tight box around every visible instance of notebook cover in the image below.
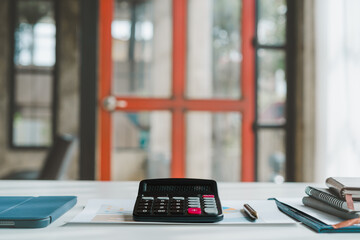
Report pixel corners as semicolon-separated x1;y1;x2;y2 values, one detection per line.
0;196;77;228
272;198;360;233
326;177;360;199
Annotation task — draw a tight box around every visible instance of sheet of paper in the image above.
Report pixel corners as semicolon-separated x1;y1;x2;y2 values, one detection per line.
277;198;357;225
70;199;296;225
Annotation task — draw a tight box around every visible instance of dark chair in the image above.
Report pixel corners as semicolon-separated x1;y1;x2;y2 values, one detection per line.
3;134;77;180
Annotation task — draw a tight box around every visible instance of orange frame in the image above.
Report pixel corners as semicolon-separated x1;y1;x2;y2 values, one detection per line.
98;0;255;181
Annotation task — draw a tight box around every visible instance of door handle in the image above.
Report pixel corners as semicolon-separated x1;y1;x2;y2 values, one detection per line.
102;96;128;112
102;96;117;112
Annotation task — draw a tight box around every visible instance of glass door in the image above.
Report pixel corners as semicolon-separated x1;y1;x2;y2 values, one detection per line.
98;0;255;181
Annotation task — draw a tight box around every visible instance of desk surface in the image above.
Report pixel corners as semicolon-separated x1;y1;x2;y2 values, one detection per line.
0;180;358;240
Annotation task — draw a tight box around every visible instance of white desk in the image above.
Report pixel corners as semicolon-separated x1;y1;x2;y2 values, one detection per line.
0;181;358;240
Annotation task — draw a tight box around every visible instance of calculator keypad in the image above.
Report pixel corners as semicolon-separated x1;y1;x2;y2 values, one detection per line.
135;195;219;217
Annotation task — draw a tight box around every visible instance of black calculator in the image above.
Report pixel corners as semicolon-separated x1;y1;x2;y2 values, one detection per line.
132;178;223;223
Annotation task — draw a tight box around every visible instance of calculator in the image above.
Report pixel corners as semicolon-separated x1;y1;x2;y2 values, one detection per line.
132;178;223;223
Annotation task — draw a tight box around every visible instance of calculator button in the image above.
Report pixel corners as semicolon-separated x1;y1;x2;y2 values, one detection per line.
204;204;216;208
170;204;184;208
138;205;151;209
154;202;168;205
157;197;169;200
172;197;185;200
142;197;154;200
154;209;168;214
188;197;200;200
204;208;218;215
137;209;151;214
188;199;200;203
171;205;183;209
170;209;184;215
203;198;215;202
202;195;215;198
154;205;167;209
170;205;183;210
188;204;201;208
204;203;215;206
188;208;202;215
171;203;183;207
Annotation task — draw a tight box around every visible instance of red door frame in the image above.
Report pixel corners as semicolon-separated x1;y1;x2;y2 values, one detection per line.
98;0;255;181
98;0;113;180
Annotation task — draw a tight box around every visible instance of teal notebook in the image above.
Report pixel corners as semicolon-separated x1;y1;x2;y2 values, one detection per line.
272;198;360;233
0;196;77;228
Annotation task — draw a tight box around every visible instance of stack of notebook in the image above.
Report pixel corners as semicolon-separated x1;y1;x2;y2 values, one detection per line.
303;177;360;220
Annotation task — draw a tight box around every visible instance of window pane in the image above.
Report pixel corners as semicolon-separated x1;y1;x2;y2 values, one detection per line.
13;68;53;146
112;0;172;97
13;107;52;146
112;111;171;180
15;0;55;66
186;112;241;181
15;67;53;105
257;0;286;45
257;49;286;125
257;129;285;183
12;0;55;147
187;0;241;99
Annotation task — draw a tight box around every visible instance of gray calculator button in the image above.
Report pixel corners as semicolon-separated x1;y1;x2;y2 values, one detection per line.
205;204;216;208
157;197;169;200
188;202;200;205
188;204;201;208
188;197;200;200
204;208;218;215
204;198;216;202
172;197;185;200
142;197;154;200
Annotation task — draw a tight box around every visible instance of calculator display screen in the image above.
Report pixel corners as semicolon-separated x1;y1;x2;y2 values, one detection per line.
145;184;212;193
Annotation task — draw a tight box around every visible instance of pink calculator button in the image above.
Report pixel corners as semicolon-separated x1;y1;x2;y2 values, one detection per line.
202;195;214;198
188;208;202;215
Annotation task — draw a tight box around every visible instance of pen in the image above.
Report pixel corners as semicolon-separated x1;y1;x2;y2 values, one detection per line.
243;203;258;220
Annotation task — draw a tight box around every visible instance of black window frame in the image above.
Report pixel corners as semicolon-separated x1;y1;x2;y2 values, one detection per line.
254;0;296;181
8;0;59;150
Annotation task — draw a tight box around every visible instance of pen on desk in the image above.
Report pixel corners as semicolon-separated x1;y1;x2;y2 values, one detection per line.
243;203;258;220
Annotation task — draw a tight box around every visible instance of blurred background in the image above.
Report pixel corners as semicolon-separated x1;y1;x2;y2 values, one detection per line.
0;0;359;182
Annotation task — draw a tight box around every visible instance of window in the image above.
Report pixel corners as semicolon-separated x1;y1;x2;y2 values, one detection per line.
9;0;56;148
255;0;287;182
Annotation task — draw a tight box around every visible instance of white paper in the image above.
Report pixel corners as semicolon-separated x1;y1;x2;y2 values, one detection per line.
70;199;296;225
